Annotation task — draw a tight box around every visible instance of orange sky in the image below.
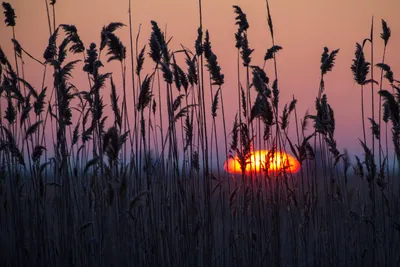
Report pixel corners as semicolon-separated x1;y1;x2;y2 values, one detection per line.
1;0;400;159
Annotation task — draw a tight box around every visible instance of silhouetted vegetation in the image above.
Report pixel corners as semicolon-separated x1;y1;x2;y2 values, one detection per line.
0;1;399;266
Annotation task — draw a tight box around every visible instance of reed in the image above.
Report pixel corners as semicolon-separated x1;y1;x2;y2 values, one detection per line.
0;1;399;266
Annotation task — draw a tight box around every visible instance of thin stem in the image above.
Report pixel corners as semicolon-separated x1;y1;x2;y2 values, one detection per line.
370;17;375;158
128;0;138;180
378;46;387;169
44;0;52;35
361;85;366;145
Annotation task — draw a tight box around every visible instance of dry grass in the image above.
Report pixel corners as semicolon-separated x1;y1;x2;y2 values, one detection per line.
0;1;400;266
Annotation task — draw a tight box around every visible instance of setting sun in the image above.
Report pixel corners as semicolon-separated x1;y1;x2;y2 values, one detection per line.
0;0;398;265
224;150;300;174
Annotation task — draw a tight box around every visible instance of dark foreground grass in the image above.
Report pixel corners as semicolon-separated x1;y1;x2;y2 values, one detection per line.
1;1;400;266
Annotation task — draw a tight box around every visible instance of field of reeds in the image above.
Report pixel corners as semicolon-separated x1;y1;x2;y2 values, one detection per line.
1;1;400;266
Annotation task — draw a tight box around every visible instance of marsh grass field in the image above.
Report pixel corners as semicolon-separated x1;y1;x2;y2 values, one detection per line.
1;0;400;266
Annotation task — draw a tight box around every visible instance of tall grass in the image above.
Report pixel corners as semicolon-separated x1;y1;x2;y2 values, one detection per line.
1;1;400;266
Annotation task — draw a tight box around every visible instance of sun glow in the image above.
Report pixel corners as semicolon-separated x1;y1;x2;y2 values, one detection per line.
224;150;300;174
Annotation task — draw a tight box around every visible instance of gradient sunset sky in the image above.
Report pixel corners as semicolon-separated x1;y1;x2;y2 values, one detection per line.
1;0;399;159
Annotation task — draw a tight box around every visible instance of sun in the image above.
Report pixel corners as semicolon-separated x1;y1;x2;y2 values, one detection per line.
224;149;300;174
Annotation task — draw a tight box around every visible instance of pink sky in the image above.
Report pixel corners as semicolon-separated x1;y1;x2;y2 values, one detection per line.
1;0;400;159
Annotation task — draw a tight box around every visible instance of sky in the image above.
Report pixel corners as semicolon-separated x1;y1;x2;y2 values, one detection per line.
1;0;400;164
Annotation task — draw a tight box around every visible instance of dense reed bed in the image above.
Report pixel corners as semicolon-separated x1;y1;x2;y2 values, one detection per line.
0;1;400;266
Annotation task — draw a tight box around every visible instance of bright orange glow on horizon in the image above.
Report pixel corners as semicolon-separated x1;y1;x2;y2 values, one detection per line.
224;150;300;174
